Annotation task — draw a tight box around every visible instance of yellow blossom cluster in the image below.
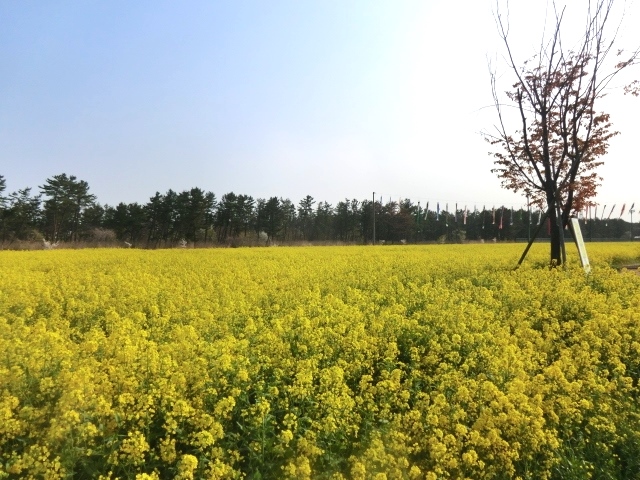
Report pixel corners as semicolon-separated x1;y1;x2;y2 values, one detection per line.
1;243;640;479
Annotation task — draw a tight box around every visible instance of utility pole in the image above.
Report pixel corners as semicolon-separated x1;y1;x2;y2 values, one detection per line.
372;191;376;245
417;201;421;241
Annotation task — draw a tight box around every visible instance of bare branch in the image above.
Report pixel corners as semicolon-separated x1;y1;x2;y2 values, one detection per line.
485;0;638;264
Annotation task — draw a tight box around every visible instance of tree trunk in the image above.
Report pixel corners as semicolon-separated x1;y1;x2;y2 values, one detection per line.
546;199;563;267
550;222;563;266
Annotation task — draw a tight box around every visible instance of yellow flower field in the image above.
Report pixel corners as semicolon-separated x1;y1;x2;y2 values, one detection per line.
2;243;640;479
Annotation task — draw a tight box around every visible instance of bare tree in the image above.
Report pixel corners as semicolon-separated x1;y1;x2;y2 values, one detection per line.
486;0;638;265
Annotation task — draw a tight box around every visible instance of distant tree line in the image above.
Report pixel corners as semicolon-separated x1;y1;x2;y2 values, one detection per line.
0;173;636;248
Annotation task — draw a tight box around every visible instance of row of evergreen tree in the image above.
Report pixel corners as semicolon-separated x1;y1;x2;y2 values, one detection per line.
0;174;636;248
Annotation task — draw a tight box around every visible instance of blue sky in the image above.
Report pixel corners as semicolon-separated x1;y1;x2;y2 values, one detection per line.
1;1;639;211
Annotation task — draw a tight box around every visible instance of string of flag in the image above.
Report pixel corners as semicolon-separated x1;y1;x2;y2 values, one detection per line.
377;195;638;228
380;194;635;225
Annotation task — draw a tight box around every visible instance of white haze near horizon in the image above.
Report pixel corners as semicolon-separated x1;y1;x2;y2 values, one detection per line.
1;0;638;215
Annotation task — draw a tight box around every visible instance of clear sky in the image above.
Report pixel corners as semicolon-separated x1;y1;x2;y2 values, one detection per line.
1;1;638;212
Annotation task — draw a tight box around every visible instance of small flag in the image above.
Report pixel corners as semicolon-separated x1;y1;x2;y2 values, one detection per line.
492;206;495;224
510;206;513;226
436;202;440;221
620;204;626;218
602;205;606;220
499;207;504;230
455;203;458;223
463;206;468;225
608;204;616;219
